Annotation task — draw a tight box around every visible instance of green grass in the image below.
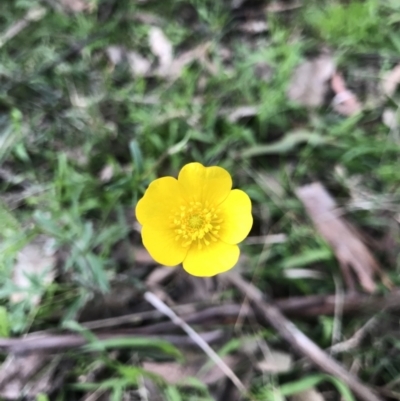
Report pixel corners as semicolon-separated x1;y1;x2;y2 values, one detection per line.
1;0;400;399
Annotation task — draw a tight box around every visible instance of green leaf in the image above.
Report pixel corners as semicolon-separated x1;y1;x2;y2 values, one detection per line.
279;374;356;401
240;130;331;158
36;394;50;401
130;139;144;175
83;336;183;360
280;248;333;269
165;385;182;401
0;306;10;337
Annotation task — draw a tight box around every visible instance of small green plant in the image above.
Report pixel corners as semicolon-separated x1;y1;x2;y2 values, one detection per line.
304;0;392;51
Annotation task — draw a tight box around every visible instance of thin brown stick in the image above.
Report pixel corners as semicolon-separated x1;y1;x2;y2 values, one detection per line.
275;290;400;316
225;272;383;401
82;303;245;331
0;330;224;354
328;315;379;354
81;290;400;331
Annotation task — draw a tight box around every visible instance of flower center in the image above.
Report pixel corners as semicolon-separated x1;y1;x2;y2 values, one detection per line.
172;201;222;249
189;215;204;229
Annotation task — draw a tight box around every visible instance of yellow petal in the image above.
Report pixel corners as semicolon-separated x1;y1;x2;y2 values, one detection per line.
218;189;253;244
141;225;188;266
183;240;239;277
178;162;232;206
136;177;181;226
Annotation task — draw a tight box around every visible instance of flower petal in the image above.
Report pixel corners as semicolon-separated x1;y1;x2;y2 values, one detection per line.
141;225;188;266
183;240;239;277
218;189;253;244
178;162;232;206
136;177;181;226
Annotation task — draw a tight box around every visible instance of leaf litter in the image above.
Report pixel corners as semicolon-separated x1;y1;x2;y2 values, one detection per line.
0;354;64;400
148;26;174;74
381;63;400;130
11;236;56;306
287;53;335;108
331;72;362;116
296;182;388;293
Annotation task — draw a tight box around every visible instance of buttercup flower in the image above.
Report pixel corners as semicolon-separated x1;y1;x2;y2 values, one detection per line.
136;162;253;277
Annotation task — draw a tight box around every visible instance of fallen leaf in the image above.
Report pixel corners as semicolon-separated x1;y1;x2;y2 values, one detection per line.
237;20;269;34
105;45;125;65
256;350;293;373
99;164;114;182
224;105;258;123
291;388;325;401
382;108;399;130
126;51;152;76
142;361;196;384
331;73;362;116
0;354;61;400
105;45;151;76
381;63;400;97
149;27;173;73
166;42;211;80
288;54;335;107
11;236;56;305
296;182;383;293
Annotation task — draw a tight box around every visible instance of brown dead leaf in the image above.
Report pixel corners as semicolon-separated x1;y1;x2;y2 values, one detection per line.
166;42;211;80
149;26;173;74
11;236;56;305
0;354;63;399
381;63;400;98
237;20;269;34
256;350;293;373
105;45;151;76
291;388;325;401
296;182;383;293
331;73;362;116
224;105;259;123
142;361;196;384
382;108;399;130
127;51;152;76
288;54;335;107
99;164;114;182
105;45;125;66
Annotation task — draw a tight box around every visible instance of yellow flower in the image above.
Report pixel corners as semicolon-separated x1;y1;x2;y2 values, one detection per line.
136;162;253;277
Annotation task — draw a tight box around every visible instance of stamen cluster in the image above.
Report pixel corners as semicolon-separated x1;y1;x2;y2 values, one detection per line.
172;201;221;248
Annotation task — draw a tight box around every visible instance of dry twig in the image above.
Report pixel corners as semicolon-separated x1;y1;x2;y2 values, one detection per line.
144;291;246;394
0;331;223;354
224;272;383;401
